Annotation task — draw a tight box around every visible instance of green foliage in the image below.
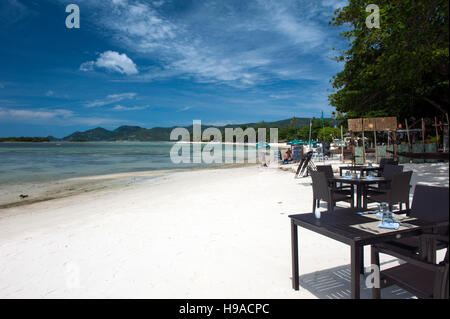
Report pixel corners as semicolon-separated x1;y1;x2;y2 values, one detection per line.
317;127;342;142
329;0;449;120
0;137;51;142
278;119;344;142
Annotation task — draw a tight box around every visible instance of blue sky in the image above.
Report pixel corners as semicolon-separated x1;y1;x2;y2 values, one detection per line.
0;0;347;137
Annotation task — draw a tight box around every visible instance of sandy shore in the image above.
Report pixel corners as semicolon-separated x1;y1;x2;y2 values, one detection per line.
0;162;448;298
0;164;252;209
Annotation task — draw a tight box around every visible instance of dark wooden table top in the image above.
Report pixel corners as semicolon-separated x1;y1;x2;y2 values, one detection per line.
289;208;441;246
340;166;380;170
330;176;386;184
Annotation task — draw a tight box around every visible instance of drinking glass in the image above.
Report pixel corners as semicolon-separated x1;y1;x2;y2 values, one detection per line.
380;202;394;224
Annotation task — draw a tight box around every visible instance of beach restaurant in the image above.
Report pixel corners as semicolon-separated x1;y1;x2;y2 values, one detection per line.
288;117;448;299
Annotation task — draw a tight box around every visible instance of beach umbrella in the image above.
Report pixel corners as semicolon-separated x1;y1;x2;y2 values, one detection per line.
287;139;306;145
256;142;270;149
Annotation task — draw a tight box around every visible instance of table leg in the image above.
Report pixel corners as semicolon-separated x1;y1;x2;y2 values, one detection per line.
356;184;362;208
291;220;299;290
371;246;381;299
351;244;362;299
351;184;355;208
362;184;367;209
360;246;365;275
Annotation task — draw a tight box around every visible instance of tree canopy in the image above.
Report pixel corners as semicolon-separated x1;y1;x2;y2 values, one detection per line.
278;119;344;142
329;0;449;120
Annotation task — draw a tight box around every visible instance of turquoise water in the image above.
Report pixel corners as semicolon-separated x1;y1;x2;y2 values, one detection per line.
0;142;255;185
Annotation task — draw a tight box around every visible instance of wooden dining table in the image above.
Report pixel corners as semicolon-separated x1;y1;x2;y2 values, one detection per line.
330;176;387;209
289;208;441;299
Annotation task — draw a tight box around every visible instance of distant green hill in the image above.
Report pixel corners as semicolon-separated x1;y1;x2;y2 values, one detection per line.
62;117;328;142
0;136;52;143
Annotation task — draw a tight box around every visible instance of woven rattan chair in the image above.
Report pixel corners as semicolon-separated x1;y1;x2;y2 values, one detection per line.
311;171;354;213
377;158;398;177
372;184;449;264
366;171;413;211
369;164;404;191
371;245;449;299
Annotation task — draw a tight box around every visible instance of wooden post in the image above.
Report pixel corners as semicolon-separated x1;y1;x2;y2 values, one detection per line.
387;131;390;148
434;116;439;148
393;130;398;161
422;118;426;152
351;132;355;166
362;121;366;164
374;131;378;163
341;125;344;163
405;119;412;152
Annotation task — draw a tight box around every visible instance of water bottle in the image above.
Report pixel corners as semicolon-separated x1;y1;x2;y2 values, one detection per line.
314;210;321;219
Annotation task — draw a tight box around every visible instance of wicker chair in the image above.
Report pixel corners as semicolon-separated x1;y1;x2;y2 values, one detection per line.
317;165;352;192
371;245;448;299
369;164;404;191
372;184;449;265
316;165;334;180
377;158;398;177
382;164;403;179
310;171;354;213
366;171;413;211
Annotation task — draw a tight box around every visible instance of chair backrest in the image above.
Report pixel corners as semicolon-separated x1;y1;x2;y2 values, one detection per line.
410;184;449;222
310;171;330;201
382;164;403;179
379;158;398;169
316;165;334;180
388;171;413;203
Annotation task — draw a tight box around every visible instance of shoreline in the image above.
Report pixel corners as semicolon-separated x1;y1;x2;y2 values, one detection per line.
0;162;257;210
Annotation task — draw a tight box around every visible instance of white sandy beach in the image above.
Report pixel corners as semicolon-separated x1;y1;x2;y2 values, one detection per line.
0;161;448;298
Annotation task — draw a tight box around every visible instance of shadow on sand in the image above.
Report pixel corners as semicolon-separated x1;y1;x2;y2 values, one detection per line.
297;262;414;299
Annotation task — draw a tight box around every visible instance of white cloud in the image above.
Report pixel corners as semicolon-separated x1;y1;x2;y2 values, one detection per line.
269;94;297;100
45;90;54;97
112;105;150;111
0;106;134;126
0;107;72;121
67;0;342;86
177;106;191;112
80;51;138;75
79;61;94;72
85;93;137;108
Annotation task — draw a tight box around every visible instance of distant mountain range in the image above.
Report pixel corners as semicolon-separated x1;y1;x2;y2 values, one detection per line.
1;117;327;142
61;118;318;142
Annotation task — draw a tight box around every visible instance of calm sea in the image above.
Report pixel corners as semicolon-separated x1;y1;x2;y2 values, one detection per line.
0;142;256;186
